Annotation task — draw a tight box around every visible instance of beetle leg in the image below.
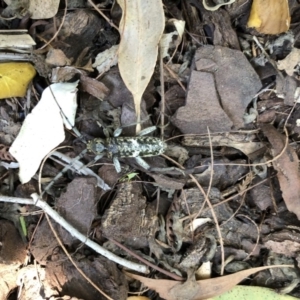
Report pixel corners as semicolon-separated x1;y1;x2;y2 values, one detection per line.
137;126;157;136
113;155;122;173
135;156;150;170
113;127;123;137
85;153;104;168
150;166;186;175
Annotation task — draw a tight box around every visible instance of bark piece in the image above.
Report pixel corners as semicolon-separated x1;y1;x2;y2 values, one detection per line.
172;70;233;134
261;124;300;219
101;182;156;249
195;46;262;128
172;46;262;134
56;177;98;245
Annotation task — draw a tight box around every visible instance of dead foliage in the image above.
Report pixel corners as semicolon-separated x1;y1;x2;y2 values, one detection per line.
1;0;300;299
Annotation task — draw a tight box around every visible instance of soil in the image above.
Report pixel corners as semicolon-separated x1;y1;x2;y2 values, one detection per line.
1;0;300;299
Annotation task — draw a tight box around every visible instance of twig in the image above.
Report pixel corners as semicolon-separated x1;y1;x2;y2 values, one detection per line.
37;0;68;50
159;50;165;139
107;237;183;281
87;0;119;32
253;36;284;80
0;194;148;274
45;213;113;300
238;214;260;261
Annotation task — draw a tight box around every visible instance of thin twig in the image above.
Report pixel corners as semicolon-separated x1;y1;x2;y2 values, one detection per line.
253;36;284;80
87;0;119;32
238;214;260;261
107;237;183;281
0;194;148;274
162;149;225;275
159;50;165;139
45;213;113;300
37;0;68;50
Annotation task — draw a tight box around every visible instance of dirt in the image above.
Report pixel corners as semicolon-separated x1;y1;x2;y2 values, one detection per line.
1;0;300;299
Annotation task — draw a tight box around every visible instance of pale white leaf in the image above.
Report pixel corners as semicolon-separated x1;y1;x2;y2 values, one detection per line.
172;19;185;40
0;34;36;50
4;0;60;19
93;45;118;74
9;81;78;184
195;261;212;280
28;0;60;19
190;218;212;232
277;47;300;76
160;19;185;61
160;32;177;59
117;0;165;132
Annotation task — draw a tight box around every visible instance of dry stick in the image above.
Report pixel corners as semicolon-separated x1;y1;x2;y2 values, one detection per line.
106;237;183;281
163;63;186;92
87;0;119;32
171;127;289;170
221;191;246;226
238;214;260;261
37;0;68;50
44;213;113;300
162;152;225;275
202;127;224;275
0;194;148;274
159;50;165;139
38;145;71;195
253;36;284;80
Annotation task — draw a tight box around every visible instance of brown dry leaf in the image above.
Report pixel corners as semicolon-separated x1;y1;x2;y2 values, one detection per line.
117;0;165;132
247;0;290;34
125;265;293;300
182;133;265;157
80;75;110;100
0;144;15;161
277;47;300;76
261;124;300;219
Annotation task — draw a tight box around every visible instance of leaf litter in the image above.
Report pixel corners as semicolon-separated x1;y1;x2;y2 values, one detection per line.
1;1;300;299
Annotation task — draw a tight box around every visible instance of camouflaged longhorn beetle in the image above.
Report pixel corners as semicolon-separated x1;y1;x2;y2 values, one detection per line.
87;126;167;173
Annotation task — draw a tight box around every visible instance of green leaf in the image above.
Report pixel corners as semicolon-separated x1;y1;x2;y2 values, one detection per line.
19;216;27;237
213;286;298;300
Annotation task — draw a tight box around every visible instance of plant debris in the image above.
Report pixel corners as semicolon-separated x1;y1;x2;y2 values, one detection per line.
1;1;300;299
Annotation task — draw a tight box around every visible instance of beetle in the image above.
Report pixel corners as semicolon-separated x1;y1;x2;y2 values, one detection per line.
87;126;167;173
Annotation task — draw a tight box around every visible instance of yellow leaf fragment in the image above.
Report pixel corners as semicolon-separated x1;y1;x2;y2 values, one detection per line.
0;62;36;99
117;0;165;132
247;0;290;35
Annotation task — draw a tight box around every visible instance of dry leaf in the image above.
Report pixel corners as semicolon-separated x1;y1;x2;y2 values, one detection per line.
0;33;36;51
125;265;293;300
261;124;300;219
160;19;185;60
202;0;236;11
4;0;59;19
0;62;36;99
9;82;78;183
127;297;150;300
247;0;290;34
117;0;165;132
28;0;60;19
80;75;110;100
93;45;119;74
277;47;300;76
214;285;299;300
0;144;15;161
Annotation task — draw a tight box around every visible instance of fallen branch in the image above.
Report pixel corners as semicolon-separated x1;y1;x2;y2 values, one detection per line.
0;194;148;274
